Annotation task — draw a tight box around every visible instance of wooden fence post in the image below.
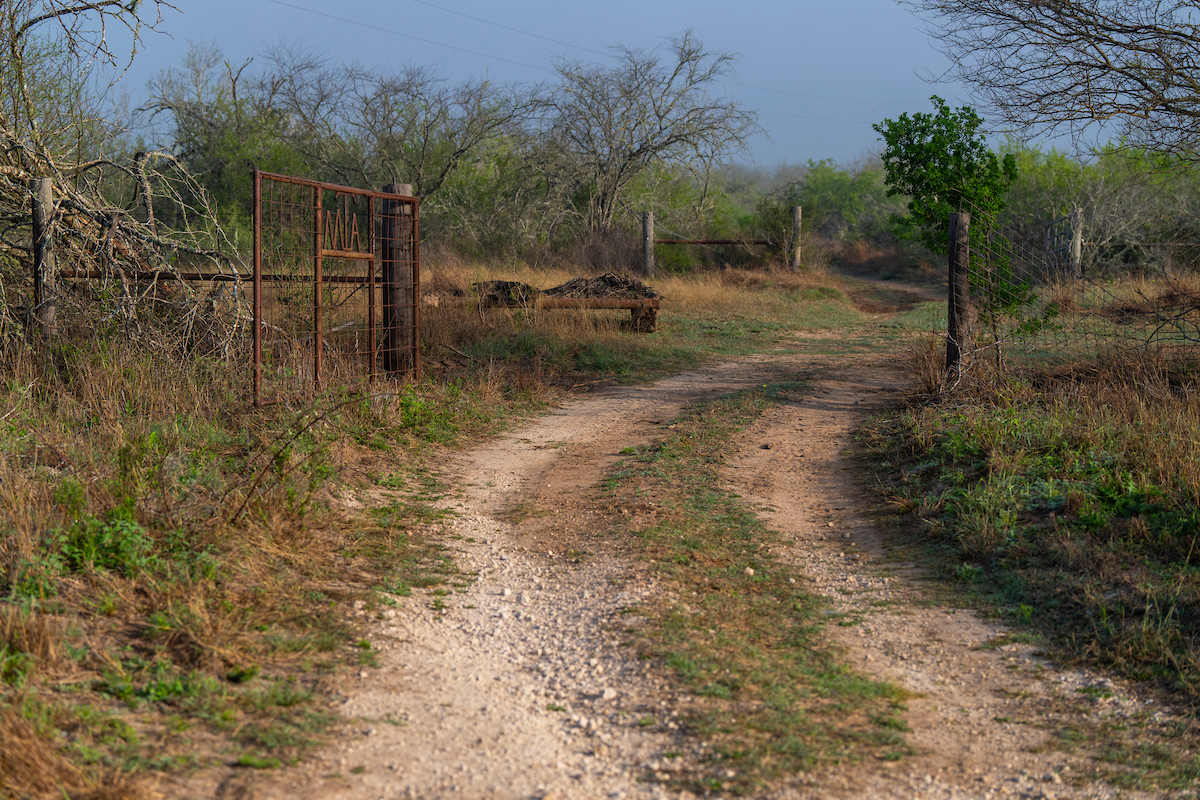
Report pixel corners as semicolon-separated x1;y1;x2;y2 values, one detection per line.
382;183;415;375
790;206;802;271
29;178;56;337
1069;206;1083;280
946;212;971;378
642;211;655;278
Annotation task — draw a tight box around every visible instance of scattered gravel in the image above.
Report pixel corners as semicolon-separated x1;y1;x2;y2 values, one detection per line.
226;350;1190;800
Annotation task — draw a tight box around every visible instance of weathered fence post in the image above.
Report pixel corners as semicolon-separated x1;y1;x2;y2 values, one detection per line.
1069;206;1083;280
252;169;262;406
642;211;655;278
29;178;56;337
382;183;415;375
946;212;971;378
790;206;802;271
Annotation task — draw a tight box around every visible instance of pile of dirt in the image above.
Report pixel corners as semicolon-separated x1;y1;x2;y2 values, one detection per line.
544;272;661;300
472;280;540;307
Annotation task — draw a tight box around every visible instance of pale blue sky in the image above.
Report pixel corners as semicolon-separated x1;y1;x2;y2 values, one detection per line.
107;0;977;167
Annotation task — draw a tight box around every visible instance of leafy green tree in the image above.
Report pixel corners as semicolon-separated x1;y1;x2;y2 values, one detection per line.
876;97;1030;365
873;96;1017;251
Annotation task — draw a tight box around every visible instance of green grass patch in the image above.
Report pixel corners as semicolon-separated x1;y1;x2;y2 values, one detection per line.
604;374;910;793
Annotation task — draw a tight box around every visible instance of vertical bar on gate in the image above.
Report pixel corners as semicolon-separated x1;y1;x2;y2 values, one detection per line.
253;170;263;407
411;197;421;375
368;193;377;381
314;185;323;392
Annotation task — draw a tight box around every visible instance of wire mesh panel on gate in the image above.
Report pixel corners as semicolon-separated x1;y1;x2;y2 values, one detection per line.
252;171;419;405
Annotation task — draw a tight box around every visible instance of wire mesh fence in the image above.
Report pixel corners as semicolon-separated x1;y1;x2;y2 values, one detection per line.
953;203;1200;369
253;172;419;405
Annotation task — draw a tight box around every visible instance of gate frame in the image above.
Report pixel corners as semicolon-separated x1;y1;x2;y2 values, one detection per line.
252;170;420;406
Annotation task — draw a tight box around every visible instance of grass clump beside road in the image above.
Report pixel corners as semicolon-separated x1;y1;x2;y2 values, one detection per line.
604;375;910;796
1;263;882;794
866;350;1200;694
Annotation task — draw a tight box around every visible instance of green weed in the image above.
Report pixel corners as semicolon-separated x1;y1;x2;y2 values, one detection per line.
604;376;909;791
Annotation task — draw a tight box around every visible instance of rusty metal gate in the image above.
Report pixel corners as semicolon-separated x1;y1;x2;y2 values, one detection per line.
252;171;419;406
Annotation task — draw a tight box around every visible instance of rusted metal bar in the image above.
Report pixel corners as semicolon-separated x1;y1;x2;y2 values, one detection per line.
654;239;773;245
60;269;246;282
313;184;323;392
368;194;377;382
320;248;375;261
411;194;421;377
255;170;416;199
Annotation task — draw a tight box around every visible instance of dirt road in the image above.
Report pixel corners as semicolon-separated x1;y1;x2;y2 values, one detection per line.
236;345;1180;800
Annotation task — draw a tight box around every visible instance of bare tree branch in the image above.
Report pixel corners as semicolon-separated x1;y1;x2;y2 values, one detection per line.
910;0;1200;159
539;29;760;232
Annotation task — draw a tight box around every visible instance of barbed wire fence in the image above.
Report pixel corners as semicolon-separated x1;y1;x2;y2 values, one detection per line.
948;201;1200;376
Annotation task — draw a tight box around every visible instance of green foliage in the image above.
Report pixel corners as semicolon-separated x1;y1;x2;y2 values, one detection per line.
56;498;157;577
148;43;309;236
873;96;1018;253
867;376;1200;694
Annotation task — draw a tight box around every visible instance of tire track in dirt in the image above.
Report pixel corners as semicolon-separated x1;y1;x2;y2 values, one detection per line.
232;348;1183;800
722;357;1176;800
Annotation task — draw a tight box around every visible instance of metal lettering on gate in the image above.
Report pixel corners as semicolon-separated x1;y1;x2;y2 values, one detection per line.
251;171;419;406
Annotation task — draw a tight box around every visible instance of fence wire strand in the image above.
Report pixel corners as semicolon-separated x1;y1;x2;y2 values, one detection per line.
960;201;1200;367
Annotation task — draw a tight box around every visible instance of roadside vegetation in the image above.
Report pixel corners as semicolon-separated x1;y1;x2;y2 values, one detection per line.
865;347;1200;696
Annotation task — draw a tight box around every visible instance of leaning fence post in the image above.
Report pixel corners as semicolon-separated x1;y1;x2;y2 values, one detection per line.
29;178;56;337
642;211;655;278
382;183;415;375
790;206;802;271
946;212;971;378
1069;206;1083;280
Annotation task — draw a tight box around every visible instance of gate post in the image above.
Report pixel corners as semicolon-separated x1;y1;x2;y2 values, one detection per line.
253;169;263;406
946;212;971;379
381;183;415;375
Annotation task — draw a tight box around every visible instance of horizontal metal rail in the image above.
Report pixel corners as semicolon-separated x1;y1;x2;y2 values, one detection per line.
59;269;379;284
255;170;419;202
654;238;773;245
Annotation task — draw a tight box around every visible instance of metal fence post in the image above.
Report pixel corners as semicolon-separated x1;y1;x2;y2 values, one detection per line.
947;212;971;378
252;170;263;406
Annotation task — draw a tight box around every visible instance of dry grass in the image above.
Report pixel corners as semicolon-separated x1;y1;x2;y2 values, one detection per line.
0;703;152;800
